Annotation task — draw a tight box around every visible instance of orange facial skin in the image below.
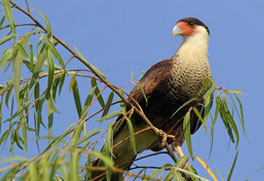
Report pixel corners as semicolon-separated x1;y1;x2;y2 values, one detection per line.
176;22;196;36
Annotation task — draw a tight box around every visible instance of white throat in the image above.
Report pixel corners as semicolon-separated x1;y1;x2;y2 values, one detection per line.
173;26;209;59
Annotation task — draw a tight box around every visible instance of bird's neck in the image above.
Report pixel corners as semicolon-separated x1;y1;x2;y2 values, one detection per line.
173;33;209;60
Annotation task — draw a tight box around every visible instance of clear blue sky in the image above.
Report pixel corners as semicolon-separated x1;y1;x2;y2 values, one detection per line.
2;0;264;180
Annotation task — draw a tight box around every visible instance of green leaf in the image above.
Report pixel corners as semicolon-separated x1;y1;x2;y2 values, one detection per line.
3;0;16;35
29;162;38;181
49;155;60;180
227;151;239;181
229;89;247;95
170;98;195;119
40;154;50;181
69;73;76;91
175;156;188;168
58;71;66;96
149;166;166;178
219;97;235;143
73;44;106;79
29;43;34;71
81;86;96;117
203;94;213;123
234;93;246;134
91;78;105;109
102;92;114;117
29;43;46;89
21;119;28;154
14;48;24;112
73;129;101;146
172;168;184;181
192;107;206;131
222;98;240;148
71;75;82;118
138;83;148;106
69;152;80;181
4;86;12;108
90;150;114;168
119;89;126;113
42;36;65;68
47;95;59;115
16;43;30;59
96;111;122;122
0;34;15;46
34;9;52;37
183;111;193;159
106;122;114;158
46;49;55;96
176;168;210;181
211;96;220;138
3;101;33;124
0;48;12;70
0;96;3;131
47;93;58;143
125;117;137;155
0;15;5;27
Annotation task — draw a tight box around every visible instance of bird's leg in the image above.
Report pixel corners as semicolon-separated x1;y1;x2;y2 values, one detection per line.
152;127;168;148
172;143;184;158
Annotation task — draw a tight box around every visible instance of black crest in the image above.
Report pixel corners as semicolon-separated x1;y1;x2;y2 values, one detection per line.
178;17;210;34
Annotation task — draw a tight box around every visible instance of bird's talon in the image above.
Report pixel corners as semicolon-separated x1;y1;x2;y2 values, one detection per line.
153;127;168;148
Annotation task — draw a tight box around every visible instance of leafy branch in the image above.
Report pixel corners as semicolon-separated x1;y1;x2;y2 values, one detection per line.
0;0;246;180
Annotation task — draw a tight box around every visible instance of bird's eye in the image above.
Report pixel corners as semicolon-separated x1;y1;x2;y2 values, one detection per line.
189;22;194;26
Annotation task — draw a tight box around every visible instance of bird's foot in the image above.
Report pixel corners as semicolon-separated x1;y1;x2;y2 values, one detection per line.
152;127;168;148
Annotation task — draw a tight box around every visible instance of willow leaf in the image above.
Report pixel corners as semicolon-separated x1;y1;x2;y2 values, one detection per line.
227;151;239;181
170;98;196;119
46;49;55;96
29;44;46;89
102;92;114;117
74;129;101;146
0;34;15;45
42;36;64;68
219;98;235;143
21;119;27;154
119;89;126;113
29;163;38;181
81;86;96;118
125;117;137;155
183;111;193;159
3;0;16;35
90;150;114;168
222;99;239;148
0;15;5;27
175;156;188;168
73;44;106;79
96;111;122;122
34;9;52;37
14;49;23;111
72;78;82;118
0;48;12;70
193;107;206;131
234;93;246;134
91;78;105;109
16;43;30;59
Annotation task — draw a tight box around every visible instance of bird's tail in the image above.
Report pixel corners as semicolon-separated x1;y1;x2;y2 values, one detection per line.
88;122;160;180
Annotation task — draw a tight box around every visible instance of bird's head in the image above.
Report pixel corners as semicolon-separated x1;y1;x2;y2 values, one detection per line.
173;17;210;37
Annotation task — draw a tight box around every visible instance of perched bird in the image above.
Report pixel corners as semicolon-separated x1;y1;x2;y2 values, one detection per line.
90;17;212;180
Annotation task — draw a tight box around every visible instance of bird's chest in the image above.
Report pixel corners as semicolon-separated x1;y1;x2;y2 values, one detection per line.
167;58;211;100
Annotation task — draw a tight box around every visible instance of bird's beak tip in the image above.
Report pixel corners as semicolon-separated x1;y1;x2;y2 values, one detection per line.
172;25;182;37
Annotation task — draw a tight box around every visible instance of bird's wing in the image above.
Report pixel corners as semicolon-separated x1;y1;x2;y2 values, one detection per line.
112;59;174;139
128;59;173;105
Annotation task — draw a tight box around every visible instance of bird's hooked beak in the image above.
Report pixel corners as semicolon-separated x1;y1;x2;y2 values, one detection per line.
172;24;183;37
